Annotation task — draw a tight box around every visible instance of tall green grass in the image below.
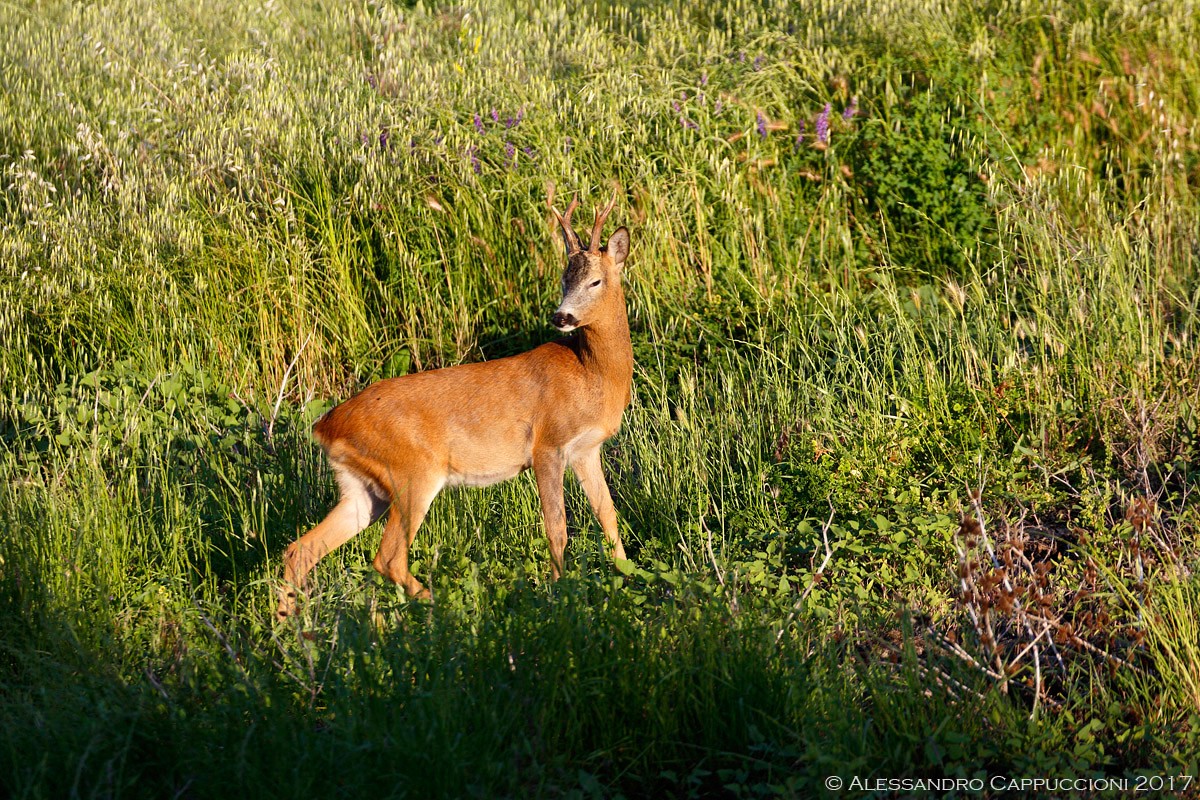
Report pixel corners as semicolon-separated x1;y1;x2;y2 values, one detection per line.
2;0;1199;795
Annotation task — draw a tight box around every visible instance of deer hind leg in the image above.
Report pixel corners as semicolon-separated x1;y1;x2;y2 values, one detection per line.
571;447;627;562
277;468;388;620
372;473;442;600
534;450;568;580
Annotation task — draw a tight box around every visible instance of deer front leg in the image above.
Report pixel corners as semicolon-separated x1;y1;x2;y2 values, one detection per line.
571;447;627;562
533;449;568;580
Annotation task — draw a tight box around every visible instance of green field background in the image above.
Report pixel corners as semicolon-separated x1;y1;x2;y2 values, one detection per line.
2;0;1199;796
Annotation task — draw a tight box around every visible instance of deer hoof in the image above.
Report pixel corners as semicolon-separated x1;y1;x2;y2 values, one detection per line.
405;583;432;601
276;589;298;621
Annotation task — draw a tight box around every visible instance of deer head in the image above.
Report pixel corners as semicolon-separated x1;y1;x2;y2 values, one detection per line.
548;188;629;333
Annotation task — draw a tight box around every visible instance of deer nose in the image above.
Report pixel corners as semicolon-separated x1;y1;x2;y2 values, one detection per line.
551;311;577;330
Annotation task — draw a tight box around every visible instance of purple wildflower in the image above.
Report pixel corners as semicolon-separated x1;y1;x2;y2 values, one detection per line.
504;140;515;167
672;100;681;113
522;145;534;159
505;115;515;129
715;99;723;115
816;103;831;144
682;118;698;130
433;133;444;146
474;113;484;133
843;96;858;120
756;110;768;139
360;132;370;146
516;107;524;125
379;129;389;148
366;73;378;90
467;144;481;174
738;51;746;63
753;55;764;71
700;71;708;86
490;108;499;123
794;120;805;150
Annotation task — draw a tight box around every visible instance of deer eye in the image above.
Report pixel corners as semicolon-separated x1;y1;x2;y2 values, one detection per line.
589;279;602;288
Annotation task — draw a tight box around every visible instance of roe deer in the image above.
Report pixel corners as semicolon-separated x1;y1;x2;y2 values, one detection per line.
277;188;632;619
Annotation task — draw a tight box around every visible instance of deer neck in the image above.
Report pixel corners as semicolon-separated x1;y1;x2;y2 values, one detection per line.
574;287;633;388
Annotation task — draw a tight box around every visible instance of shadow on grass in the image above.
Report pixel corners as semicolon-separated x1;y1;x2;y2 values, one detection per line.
0;562;1035;800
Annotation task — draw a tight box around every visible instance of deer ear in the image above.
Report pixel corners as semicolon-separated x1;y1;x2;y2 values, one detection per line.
605;226;630;268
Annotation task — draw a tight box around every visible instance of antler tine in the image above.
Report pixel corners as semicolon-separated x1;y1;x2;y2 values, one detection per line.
588;186;619;252
551;194;582;253
562;195;580;229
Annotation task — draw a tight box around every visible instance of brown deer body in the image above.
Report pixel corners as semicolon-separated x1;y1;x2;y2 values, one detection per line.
277;191;631;619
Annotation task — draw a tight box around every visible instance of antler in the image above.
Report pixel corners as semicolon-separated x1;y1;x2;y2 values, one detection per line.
588;187;619;253
550;195;583;254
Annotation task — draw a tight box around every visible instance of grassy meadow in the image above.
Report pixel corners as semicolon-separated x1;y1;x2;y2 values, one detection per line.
2;0;1200;795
